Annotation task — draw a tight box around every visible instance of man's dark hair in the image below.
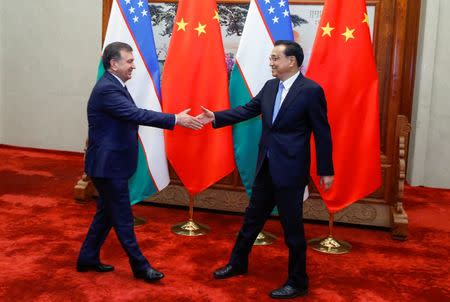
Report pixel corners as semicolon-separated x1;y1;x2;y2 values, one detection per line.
102;42;133;70
274;40;304;67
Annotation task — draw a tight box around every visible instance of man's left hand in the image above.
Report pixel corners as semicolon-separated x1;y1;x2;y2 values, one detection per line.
320;175;334;191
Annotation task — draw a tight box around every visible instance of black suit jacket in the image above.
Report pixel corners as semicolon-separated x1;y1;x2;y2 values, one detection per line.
214;73;333;188
85;72;176;179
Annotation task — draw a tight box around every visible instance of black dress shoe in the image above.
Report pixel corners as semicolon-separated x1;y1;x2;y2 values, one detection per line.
213;264;247;279
134;267;165;282
77;263;115;273
269;285;308;299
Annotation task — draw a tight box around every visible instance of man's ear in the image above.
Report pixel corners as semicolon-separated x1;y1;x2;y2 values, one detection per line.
110;60;117;71
289;56;296;67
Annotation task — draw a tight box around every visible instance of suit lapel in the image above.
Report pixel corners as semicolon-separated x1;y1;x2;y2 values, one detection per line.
272;74;305;125
123;86;136;105
105;72;135;105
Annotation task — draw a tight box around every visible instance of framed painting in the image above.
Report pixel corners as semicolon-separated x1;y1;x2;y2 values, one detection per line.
148;0;376;73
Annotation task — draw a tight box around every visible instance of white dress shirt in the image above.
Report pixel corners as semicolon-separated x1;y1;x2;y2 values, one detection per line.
279;71;300;106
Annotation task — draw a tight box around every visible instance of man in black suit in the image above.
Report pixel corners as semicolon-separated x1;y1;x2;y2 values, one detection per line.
77;42;202;283
198;40;334;299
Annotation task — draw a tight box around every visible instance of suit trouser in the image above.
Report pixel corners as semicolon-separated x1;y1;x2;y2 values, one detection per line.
229;159;308;289
77;177;149;273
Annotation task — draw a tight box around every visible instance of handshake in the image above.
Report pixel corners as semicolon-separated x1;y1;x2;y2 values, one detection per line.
174;106;215;130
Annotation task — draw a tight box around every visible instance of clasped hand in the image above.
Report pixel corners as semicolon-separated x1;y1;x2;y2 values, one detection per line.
175;107;215;130
175;109;204;130
196;106;215;125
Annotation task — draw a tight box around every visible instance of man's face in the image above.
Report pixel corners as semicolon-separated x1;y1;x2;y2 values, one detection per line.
269;45;296;80
110;50;135;82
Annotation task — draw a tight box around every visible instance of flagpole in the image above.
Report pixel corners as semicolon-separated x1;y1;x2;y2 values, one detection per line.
189;193;194;221
171;194;210;236
308;211;352;254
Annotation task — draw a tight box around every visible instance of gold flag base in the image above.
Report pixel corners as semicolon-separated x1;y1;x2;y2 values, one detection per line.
308;212;352;254
253;231;277;246
308;235;352;254
133;215;147;227
171;219;210;236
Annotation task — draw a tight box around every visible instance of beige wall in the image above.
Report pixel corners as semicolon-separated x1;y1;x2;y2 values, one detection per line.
0;0;4;143
0;0;101;152
407;0;450;188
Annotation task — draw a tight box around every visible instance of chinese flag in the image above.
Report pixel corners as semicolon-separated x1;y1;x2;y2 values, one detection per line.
306;0;381;212
161;0;235;195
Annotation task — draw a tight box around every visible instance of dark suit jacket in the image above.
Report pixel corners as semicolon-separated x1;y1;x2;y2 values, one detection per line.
214;73;334;188
85;71;176;179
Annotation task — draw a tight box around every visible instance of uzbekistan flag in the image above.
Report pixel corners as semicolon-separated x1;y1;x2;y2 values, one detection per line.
99;0;170;204
230;0;308;200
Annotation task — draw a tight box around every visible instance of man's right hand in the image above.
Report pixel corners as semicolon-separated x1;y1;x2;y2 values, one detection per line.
196;106;215;125
175;108;203;130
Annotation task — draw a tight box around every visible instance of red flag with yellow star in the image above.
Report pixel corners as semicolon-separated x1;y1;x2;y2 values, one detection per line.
161;0;234;195
306;0;381;212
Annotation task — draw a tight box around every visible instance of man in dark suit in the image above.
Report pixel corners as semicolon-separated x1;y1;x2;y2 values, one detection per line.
77;42;202;283
198;40;334;299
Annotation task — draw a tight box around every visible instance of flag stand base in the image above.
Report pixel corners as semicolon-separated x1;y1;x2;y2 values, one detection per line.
172;195;210;236
308;235;352;254
171;219;210;236
133;215;147;227
253;231;277;246
308;212;352;254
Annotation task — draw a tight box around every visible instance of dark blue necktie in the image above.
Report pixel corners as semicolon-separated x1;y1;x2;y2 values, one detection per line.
272;82;284;123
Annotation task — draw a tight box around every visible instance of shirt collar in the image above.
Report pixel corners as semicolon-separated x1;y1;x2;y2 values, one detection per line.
280;71;300;91
108;71;126;87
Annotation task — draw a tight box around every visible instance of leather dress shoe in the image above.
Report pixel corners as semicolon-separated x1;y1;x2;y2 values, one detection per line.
76;263;114;273
269;285;308;299
213;264;247;279
134;267;165;282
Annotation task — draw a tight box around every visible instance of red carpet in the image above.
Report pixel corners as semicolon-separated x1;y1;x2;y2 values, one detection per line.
0;145;449;301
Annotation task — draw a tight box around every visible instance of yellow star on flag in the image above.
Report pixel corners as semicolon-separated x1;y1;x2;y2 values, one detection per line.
321;22;334;37
213;10;220;22
363;13;369;24
194;22;207;36
341;26;355;42
176;18;188;31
